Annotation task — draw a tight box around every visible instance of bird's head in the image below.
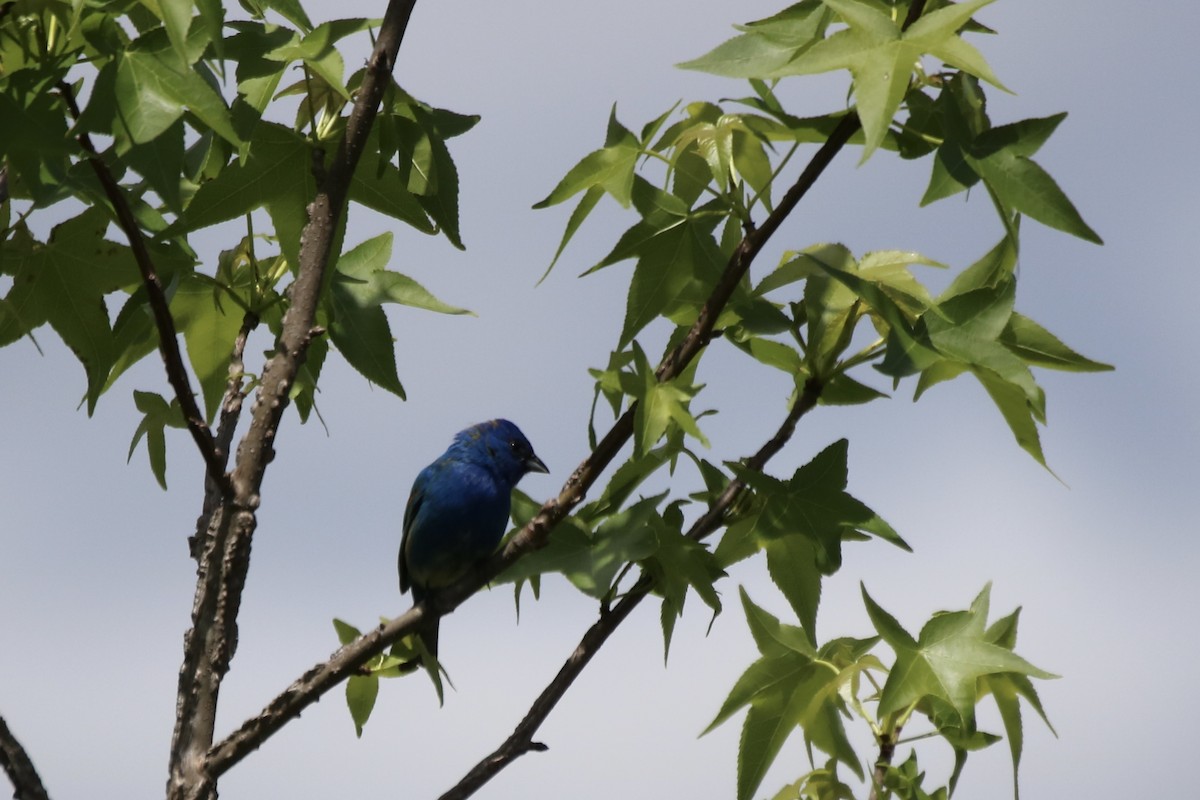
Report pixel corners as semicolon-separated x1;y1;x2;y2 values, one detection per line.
455;419;549;486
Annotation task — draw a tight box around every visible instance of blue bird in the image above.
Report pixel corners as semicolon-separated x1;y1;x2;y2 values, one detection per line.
399;419;548;664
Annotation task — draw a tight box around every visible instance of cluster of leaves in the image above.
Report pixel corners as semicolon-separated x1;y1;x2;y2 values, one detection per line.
348;0;1107;796
0;0;473;485
713;583;1055;800
0;1;1107;798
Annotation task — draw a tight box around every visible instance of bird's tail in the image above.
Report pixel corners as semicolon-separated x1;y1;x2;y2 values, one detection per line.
398;615;439;674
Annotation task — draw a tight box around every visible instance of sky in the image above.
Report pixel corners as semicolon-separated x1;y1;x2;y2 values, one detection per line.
2;1;1196;798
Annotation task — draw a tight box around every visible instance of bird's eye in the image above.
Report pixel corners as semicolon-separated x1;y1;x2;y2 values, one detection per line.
509;440;519;450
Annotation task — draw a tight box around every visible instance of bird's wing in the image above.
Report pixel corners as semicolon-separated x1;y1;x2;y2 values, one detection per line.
398;469;428;594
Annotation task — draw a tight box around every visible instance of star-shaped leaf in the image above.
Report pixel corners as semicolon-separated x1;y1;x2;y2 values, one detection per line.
583;178;727;347
922;76;1102;244
727;440;908;639
864;583;1057;734
624;342;710;456
127;390;188;489
116;27;241;148
703;590;862;800
646;503;724;662
174;122;314;271
0;211;142;412
324;233;471;400
534;106;641;209
778;0;1006;160
978;606;1058;799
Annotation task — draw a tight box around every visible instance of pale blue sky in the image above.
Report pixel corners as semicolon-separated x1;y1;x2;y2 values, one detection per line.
1;1;1195;798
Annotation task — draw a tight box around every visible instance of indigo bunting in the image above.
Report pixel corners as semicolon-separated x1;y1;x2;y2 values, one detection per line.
398;419;548;662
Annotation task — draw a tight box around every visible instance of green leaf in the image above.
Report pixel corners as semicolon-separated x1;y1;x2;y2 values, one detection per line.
582;445;674;523
705;615;861;800
944;233;1015;297
974;113;1066;160
765;534;823;639
332;618;363;645
864;583;1058;733
348;128;436;235
777;0;1006;161
535;106;640;208
621;210;725;346
921;81;1100;243
346;674;378;737
705;650;811;736
0;212;141;413
264;18;377;100
727;441;906;639
920;277;1052;463
116;28;241;148
999;313;1113;373
820;373;888;405
406;104;469;249
628;342;710;455
368;271;473;316
118;118;187;215
263;0;314;32
766;760;857;800
156;0;196;66
174;122;313;271
676;1;833;79
973;367;1046;467
807;254;941;378
170;274;245;423
730;335;803;375
969;149;1103;244
225;22;294;116
979;607;1058;798
326;234;420;399
737;588;816;658
646;515;724;661
497;496;663;599
127;390;188;489
538;186;604;284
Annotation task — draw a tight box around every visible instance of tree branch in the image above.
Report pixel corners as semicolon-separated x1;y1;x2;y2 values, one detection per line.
0;713;50;800
205;603;432;777
205;70;861;773
166;2;420;798
190;311;259;560
56;82;229;494
437;377;824;800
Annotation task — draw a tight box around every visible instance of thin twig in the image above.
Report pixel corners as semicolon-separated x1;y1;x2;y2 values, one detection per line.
0;713;51;800
190;311;259;560
867;724;902;800
56;82;230;494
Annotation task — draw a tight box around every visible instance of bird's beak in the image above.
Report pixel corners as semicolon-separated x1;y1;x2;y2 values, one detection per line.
525;453;549;475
